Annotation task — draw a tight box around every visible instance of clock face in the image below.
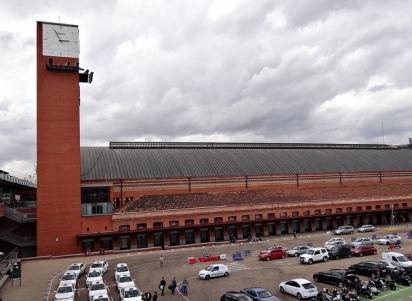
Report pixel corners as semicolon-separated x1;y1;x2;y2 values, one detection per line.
42;23;79;58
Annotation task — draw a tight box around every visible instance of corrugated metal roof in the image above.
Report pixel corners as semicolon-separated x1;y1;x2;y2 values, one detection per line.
80;142;412;181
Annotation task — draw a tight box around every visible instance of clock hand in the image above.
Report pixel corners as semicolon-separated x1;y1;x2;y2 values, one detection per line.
53;29;62;41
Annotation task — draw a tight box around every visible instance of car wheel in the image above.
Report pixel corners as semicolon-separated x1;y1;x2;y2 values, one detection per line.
266;257;270;261
360;252;363;257
282;255;285;259
371;273;376;278
373;250;377;255
323;256;328;262
308;259;313;265
297;292;303;300
338;281;343;288
347;253;351;258
280;286;285;294
224;272;229;277
295;253;299;257
335;255;339;260
386;242;390;245
205;275;210;280
314;276;319;282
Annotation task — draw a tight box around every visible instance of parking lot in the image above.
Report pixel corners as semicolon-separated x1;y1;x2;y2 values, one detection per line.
3;226;412;301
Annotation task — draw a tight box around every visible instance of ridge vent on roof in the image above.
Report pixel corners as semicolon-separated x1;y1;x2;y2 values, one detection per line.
109;141;395;150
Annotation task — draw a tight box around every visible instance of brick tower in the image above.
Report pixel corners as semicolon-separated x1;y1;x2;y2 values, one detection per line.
36;21;91;255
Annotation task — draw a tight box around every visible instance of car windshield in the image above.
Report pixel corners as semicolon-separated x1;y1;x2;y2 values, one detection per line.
68;265;79;271
257;290;272;297
62;274;76;280
306;250;314;255
302;283;315;289
89;271;101;277
124;289;140;297
57;286;73;294
398;256;410;262
120;276;133;283
91;283;105;290
91;263;103;268
117;266;129;272
205;266;215;271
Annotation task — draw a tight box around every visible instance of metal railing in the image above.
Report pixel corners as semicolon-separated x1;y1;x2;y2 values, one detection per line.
0;248;18;277
5;206;36;223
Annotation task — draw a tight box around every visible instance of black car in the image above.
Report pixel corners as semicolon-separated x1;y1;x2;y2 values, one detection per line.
313;269;360;288
221;291;254;301
348;261;387;278
328;244;351;260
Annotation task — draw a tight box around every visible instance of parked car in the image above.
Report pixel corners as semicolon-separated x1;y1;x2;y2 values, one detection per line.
240;287;282;301
382;252;412;269
258;249;286;261
357;225;375;232
348;261;387;278
59;272;77;287
198;264;229;280
86;270;103;288
350;237;373;248
116;275;136;292
378;235;401;245
66;263;85;278
313;269;360;288
260;245;288;254
54;283;76;301
300;248;329;264
286;245;311;257
328;244;352;259
325;240;346;251
351;244;377;257
334;225;354;235
120;286;143;301
89;261;109;274
220;291;253;301
115;263;131;281
324;238;345;248
91;293;112;301
375;260;404;277
89;281;108;301
279;278;318;299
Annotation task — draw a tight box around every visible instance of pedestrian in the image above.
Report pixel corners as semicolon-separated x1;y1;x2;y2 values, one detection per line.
153;291;158;301
145;291;152;301
159;254;164;268
293;230;297;239
171;277;177;295
159;277;166;296
181;278;189;296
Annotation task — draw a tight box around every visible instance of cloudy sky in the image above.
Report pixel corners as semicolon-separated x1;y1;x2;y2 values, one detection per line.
1;0;412;179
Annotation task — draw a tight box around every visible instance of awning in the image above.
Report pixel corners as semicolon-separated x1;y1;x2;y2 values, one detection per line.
100;237;112;241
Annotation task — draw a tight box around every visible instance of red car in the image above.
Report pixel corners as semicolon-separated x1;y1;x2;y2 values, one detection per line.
351;244;377;257
258;249;286;261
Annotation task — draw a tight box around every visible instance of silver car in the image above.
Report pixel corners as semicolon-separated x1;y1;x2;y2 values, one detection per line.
334;225;354;235
357;225;375;232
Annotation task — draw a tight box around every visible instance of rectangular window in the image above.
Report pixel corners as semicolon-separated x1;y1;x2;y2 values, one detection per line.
292;211;299;217
366;206;372;210
303;210;310;216
119;225;130;232
228;216;237;222
137;223;147;230
384;204;390;209
200;218;209;225
394;204;399;209
153;222;163;229
214;217;223;223
314;209;321;215
356;206;362;211
375;205;381;210
169;220;179;227
267;213;275;219
402;203;408;207
185;219;194;226
336;208;342;213
242;215;250;221
255;214;263;220
346;207;352;212
281;212;288;218
325;209;332;214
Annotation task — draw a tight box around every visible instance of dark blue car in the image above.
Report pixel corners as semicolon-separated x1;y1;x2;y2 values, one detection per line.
240;287;282;301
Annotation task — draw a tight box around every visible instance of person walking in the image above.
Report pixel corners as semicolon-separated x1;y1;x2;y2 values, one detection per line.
152;291;158;301
145;292;152;301
293;230;297;239
181;278;189;296
171;277;177;295
159;277;166;296
159;254;164;268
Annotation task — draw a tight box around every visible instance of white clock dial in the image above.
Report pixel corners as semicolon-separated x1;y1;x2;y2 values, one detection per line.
42;23;79;58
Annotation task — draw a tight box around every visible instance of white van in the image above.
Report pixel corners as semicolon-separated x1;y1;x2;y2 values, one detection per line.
198;264;229;280
382;252;412;269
